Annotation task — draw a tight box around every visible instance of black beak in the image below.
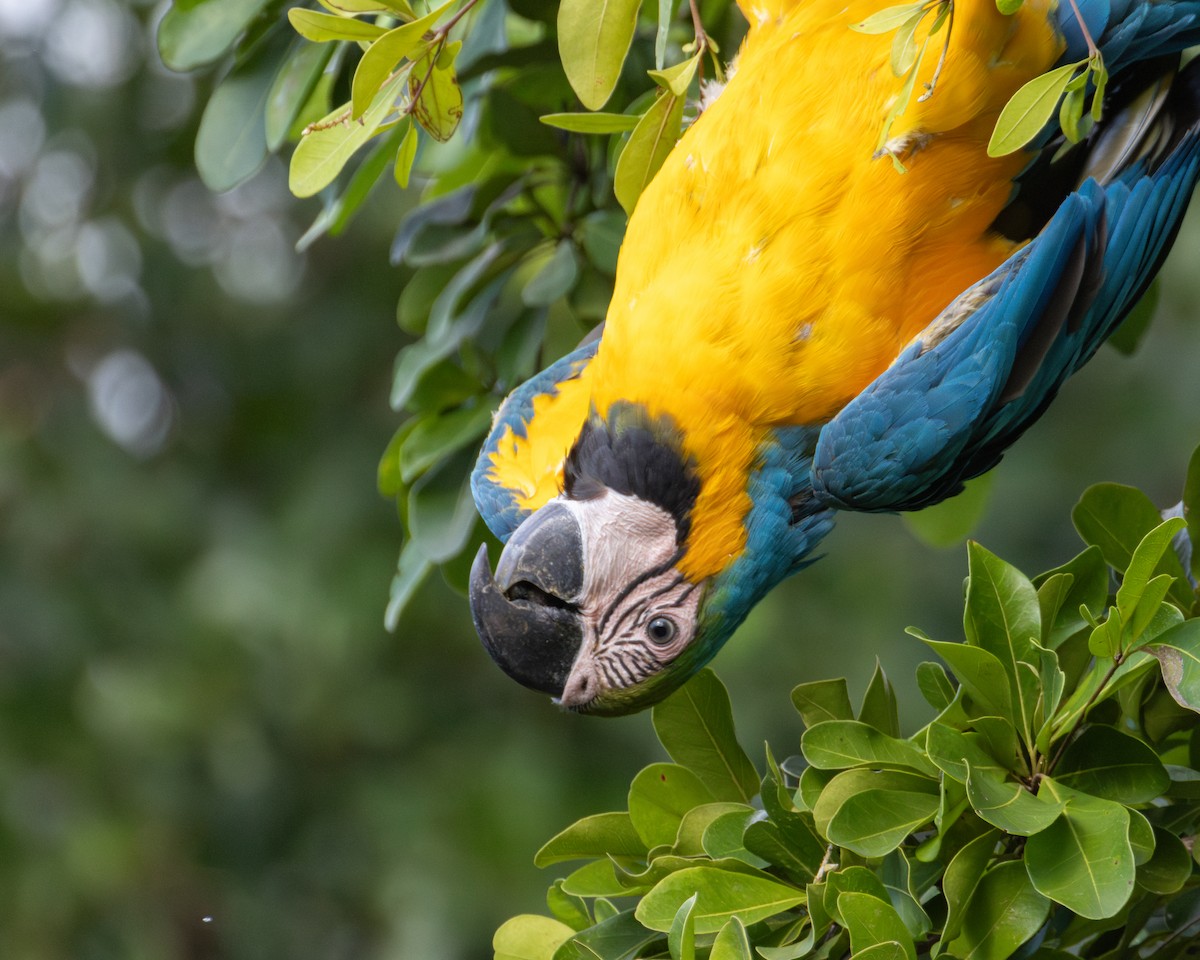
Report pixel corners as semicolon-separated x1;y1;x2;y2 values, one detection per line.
468;504;585;696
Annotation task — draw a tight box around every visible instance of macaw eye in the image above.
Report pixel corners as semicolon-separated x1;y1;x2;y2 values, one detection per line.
646;616;677;645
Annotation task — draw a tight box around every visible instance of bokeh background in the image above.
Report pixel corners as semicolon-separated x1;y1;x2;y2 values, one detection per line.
1;1;1199;957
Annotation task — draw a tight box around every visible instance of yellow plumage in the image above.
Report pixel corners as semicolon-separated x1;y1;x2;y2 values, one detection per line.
489;0;1064;579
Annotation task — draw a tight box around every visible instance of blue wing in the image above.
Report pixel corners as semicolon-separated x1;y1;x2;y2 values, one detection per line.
470;340;598;540
812;64;1200;513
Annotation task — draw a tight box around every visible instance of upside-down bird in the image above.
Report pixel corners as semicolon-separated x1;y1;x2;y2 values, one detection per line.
467;0;1200;715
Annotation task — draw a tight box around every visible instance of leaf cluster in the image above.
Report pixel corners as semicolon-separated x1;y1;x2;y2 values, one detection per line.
496;453;1200;960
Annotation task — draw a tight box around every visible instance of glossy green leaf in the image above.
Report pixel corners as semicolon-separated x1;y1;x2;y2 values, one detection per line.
1055;726;1170;804
916;661;957;710
791;678;854;727
989;61;1082;157
158;0;272;71
628;763;715;848
540;112;642;133
964;761;1063;835
1186;444;1200;578
668;894;697;960
996;0;1025;13
813;769;939;857
709;917;752;960
941;828;1001;942
699;807;763;863
1116;517;1186;627
614;92;684;216
288;8;388;42
407;447;478;563
523;241;580;307
553;909;662;960
410;46;464;142
560;859;632;899
801;720;938;776
546;881;591;931
266;40;333;151
916;633;1013;718
383;539;433;630
890;9;925;77
635;866;805;934
319;0;418;15
1136;827;1192;894
1146;619;1200;713
943;861;1051;960
1025;780;1135;919
859;660;900;736
394;118;419;188
849;2;926;33
535;812;648;867
557;0;642;110
652;669;760;804
494;914;576;960
1033;546;1109;648
674;803;753;857
290;73;405;198
964;542;1041;708
1073;482;1191;606
648;52;701;97
397;403;493;483
926;724;1008;784
194;50;275;192
351;0;458;118
839;892;916;960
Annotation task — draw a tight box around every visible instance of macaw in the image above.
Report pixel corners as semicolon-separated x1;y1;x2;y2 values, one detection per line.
467;0;1200;715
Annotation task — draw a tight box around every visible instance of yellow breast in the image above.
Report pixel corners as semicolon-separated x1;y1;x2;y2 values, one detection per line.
585;0;1063;579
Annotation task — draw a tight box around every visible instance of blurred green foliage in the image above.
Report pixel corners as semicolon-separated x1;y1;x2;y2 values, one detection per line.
1;0;1200;958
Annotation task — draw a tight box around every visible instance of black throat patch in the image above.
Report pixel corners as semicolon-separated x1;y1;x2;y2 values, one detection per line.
563;403;701;541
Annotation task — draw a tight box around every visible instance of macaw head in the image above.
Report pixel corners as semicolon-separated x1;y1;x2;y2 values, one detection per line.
469;407;834;715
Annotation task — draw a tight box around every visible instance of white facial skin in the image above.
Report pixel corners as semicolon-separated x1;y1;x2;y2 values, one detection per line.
552;491;702;709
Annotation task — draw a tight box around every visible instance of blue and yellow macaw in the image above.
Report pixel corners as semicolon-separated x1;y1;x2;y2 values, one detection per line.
467;0;1200;715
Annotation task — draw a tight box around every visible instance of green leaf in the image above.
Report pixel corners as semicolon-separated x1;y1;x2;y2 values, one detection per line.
1055;726;1170;804
563;859;638;898
926;724;1009;784
859;661;900;736
628;763;715;848
535;812;649;867
547;881;591;931
988;61;1083;157
383;539;433;630
288;8;389;42
964;543;1041;714
903;473;994;548
700;807;763;863
813;769;939;858
194;48;276;192
1146;619;1200;713
1024;779;1135;919
614;92;684;217
801;720;938;776
495;915;576;960
352;0;459;118
791;678;855;727
1136;827;1192;894
1073;482;1191;606
648;52;701;97
1033;546;1109;648
652;669;761;804
410;45;464;142
709;917;752;960
850;944;909;960
674;803;754;857
523;241;580;307
289;73;405;198
996;0;1025;13
849;2;926;33
964;761;1063;836
578;210;625;276
320;0;418;14
916;661;957;711
540;112;642;133
394;118;420;188
397;403;494;483
941;828;1001;942
668;894;697;960
407;445;476;563
266;40;333;151
1116;517;1186;628
915;632;1013;718
1186;443;1200;579
943;861;1051;960
557;0;642;110
890;9;926;77
553;909;662;960
157;0;272;71
838;892;916;960
635;866;805;934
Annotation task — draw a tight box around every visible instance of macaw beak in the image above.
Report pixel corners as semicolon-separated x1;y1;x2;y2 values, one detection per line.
468;503;585;696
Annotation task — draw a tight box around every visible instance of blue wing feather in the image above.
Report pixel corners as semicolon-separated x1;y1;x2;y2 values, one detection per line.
813;119;1200;512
